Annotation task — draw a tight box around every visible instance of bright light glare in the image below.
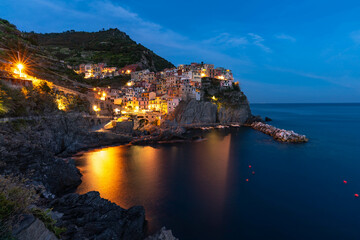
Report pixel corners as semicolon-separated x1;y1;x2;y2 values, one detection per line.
17;64;24;71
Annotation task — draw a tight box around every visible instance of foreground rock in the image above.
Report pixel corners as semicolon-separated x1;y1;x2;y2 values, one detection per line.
50;191;145;240
0;113;131;196
250;122;308;143
145;227;178;240
12;214;58;240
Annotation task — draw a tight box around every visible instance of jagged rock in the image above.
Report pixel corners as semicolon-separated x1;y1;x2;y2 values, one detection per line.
265;117;272;122
50;191;145;240
12;214;58;240
245;115;263;124
145;227;178;240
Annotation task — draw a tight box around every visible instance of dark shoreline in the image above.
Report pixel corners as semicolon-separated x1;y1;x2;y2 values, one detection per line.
0;111;308;239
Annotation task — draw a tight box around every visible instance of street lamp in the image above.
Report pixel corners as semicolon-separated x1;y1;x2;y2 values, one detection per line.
17;63;24;77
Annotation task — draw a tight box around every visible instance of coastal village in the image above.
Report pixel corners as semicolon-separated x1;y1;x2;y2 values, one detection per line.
75;62;236;122
0;17;311;240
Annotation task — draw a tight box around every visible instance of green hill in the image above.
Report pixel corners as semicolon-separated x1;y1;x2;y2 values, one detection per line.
0;18;174;88
31;28;174;71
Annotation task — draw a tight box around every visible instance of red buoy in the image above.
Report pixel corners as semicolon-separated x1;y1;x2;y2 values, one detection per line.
343;180;347;184
246;179;249;182
249;165;252;168
252;171;255;175
355;194;359;197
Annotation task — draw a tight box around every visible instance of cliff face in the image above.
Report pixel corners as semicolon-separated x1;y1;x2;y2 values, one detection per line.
218;103;251;123
168;90;252;125
217;90;252;123
171;100;217;124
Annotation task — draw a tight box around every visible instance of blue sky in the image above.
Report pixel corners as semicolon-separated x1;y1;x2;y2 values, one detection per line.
1;0;360;103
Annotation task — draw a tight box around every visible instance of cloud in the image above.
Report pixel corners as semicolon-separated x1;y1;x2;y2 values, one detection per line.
204;33;248;47
33;0;93;19
205;32;272;53
7;0;255;70
248;33;272;53
75;1;253;66
275;33;296;42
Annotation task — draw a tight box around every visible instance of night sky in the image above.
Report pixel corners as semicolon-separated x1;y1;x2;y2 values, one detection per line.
1;0;360;103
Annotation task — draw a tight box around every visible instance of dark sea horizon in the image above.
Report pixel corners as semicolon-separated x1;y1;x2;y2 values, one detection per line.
75;103;360;240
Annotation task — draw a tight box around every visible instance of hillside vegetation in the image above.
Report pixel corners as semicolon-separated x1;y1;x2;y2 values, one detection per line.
0;18;174;89
30;29;174;71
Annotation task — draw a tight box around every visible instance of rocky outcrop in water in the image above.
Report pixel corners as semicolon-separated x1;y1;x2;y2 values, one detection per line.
250;122;308;143
50;191;145;240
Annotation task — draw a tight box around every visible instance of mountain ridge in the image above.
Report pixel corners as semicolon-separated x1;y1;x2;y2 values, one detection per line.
28;28;174;72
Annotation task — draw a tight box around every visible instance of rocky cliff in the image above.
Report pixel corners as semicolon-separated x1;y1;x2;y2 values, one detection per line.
50;191;145;240
217;90;252;123
170;100;217;124
168;89;252;125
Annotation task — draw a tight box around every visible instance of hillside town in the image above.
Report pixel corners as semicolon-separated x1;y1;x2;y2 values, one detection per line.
81;62;236;122
74;63;139;79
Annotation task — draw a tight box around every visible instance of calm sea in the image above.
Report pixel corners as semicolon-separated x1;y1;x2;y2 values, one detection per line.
75;103;360;240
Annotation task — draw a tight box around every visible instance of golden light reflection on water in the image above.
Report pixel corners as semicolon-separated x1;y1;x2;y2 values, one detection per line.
76;147;126;206
192;131;231;223
75;130;234;232
76;145;167;222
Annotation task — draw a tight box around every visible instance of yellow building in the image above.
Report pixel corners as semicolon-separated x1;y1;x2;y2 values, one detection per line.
126;98;139;112
149;96;162;112
161;99;168;114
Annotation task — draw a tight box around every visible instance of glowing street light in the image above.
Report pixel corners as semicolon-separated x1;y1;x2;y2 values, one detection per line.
93;105;100;112
17;63;24;77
